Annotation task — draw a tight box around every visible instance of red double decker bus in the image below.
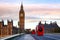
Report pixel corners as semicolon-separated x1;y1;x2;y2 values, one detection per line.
36;25;44;36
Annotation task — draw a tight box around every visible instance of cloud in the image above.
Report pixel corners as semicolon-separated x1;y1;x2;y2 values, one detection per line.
0;3;19;20
0;3;60;20
24;4;60;16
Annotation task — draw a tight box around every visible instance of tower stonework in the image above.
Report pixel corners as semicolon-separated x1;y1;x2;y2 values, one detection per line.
7;20;13;35
19;3;25;33
0;21;3;37
0;20;4;37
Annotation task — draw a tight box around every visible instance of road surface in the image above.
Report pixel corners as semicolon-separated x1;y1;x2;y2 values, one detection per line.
6;34;60;40
32;34;60;40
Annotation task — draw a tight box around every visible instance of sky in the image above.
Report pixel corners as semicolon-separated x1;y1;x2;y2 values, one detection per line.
0;0;60;29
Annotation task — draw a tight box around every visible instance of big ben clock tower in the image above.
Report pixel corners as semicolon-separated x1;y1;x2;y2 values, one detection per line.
19;3;25;33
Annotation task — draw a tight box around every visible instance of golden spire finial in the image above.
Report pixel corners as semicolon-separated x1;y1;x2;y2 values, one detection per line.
20;1;23;10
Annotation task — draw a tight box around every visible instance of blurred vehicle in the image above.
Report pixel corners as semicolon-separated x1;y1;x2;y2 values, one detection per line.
31;30;35;34
36;25;44;36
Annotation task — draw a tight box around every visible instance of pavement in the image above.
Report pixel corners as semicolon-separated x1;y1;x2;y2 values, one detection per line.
0;33;24;40
0;33;60;40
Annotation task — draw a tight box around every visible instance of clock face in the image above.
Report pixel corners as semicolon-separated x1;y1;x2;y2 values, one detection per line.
20;13;23;17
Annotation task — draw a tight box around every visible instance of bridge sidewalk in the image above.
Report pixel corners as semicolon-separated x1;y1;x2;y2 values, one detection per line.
0;33;24;40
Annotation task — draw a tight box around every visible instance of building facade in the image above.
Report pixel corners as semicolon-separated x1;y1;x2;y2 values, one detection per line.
0;20;19;37
0;20;13;37
37;21;60;33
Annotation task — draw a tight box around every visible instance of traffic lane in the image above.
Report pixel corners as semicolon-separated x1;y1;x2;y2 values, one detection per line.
32;34;57;40
45;34;60;39
45;34;60;40
6;34;35;40
18;34;35;40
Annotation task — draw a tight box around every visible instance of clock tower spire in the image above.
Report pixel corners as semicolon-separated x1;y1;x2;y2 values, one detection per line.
19;3;25;33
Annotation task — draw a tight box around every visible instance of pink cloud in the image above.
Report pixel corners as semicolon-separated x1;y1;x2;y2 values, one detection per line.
24;4;60;16
0;3;60;20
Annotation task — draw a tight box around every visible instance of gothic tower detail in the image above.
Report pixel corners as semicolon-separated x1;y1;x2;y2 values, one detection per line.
19;3;25;33
7;20;13;35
